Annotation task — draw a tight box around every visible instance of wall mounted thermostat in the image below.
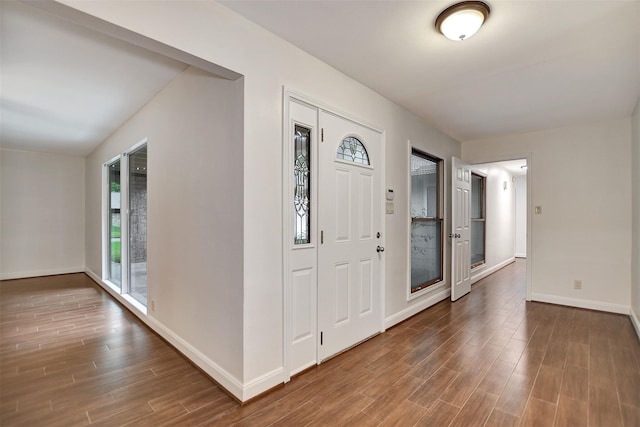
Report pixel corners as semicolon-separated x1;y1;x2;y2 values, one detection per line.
386;189;395;201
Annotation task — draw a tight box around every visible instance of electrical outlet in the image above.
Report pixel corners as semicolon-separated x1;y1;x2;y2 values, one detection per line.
573;280;582;290
151;299;156;311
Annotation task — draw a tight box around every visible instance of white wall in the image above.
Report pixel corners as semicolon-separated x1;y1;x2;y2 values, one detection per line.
0;149;85;279
470;164;516;283
84;66;245;388
514;176;527;258
53;0;460;399
631;97;640;335
463;118;631;313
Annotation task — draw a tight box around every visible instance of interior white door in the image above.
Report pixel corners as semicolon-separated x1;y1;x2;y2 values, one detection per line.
451;157;472;301
318;111;382;361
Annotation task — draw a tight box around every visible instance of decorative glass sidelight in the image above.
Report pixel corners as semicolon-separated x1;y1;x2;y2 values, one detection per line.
294;125;311;245
336;136;369;165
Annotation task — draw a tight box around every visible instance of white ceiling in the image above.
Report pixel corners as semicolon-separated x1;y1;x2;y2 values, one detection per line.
2;1;638;158
473;159;527;177
221;0;640;142
1;1;188;157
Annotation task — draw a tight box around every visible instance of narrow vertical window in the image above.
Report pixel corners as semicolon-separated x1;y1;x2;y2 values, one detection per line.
410;150;443;293
107;159;122;289
128;144;147;304
294;125;311;245
471;173;486;267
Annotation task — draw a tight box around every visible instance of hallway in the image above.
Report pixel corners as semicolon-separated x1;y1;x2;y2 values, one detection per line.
1;261;639;426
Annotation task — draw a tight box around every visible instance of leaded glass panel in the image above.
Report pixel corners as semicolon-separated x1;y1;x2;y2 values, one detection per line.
294;125;311;245
336;136;370;165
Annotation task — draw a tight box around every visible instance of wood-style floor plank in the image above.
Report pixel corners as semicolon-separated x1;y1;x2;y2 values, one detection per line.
2;260;640;426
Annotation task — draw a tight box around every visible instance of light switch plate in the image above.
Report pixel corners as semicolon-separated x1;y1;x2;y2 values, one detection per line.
385;201;394;214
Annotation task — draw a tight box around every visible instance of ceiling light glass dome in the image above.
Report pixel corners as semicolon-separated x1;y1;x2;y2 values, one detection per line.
436;1;490;41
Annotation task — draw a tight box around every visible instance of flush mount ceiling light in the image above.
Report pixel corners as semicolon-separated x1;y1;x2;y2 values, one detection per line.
435;1;490;41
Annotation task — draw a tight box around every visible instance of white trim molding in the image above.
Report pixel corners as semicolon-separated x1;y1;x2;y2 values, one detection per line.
1;267;85;281
531;292;630;315
242;368;285;401
471;257;515;285
386;287;450;329
630;308;640;342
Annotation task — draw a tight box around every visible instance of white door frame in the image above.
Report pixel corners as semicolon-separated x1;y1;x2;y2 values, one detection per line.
464;153;533;301
282;88;386;382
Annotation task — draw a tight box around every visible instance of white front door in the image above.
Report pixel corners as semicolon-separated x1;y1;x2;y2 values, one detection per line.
318;111;383;361
451;157;471;301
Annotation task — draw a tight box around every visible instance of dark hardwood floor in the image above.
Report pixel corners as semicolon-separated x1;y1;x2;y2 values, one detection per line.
2;260;639;426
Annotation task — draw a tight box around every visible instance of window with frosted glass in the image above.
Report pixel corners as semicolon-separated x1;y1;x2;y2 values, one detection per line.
336;136;369;165
471;173;485;267
410;150;443;293
294;125;311;245
107;159;121;289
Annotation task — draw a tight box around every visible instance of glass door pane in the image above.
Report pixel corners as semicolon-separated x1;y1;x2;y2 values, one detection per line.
108;160;122;289
128;145;147;305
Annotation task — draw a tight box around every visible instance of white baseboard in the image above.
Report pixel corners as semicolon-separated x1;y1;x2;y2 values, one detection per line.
514;253;527;258
531;292;630;315
243;367;285;401
85;269;266;401
1;267;85;281
471;257;515;285
385;287;450;329
144;315;248;400
631;308;640;342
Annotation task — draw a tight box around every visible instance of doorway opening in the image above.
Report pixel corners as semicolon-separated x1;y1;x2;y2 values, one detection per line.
467;158;530;294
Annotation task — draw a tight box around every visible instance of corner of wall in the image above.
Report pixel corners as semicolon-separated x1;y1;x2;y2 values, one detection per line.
631;96;640;341
84;268;247;400
631;307;640;342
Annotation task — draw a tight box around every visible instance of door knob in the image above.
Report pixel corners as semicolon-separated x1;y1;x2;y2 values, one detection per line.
376;246;385;253
448;233;461;238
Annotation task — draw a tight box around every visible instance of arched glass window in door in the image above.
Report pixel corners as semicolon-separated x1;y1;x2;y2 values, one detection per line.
336;136;370;165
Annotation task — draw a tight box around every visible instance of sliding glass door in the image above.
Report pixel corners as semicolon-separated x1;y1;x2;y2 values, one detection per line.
107;159;122;289
128;145;147;305
103;141;148;308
